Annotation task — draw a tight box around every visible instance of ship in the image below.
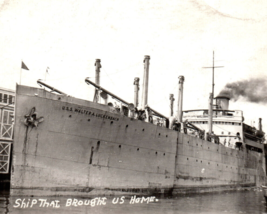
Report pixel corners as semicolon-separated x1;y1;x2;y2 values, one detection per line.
10;56;266;196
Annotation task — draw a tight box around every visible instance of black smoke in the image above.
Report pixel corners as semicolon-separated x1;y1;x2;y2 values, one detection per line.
218;78;267;103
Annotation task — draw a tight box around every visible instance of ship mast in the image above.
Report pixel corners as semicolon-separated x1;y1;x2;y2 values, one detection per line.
203;51;223;134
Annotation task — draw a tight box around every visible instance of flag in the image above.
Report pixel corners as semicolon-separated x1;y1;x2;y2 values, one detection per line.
46;67;49;73
21;61;29;70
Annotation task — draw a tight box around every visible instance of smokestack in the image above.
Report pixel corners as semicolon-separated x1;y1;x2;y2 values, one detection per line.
169;94;174;117
177;76;184;122
258;118;262;131
140;55;150;110
208;93;213;134
94;59;101;103
133;77;140;108
215;96;230;110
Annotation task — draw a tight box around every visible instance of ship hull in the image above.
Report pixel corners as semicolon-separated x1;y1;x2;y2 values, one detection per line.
10;85;266;196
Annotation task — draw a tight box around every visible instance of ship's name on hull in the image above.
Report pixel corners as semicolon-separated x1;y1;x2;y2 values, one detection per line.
62;106;119;121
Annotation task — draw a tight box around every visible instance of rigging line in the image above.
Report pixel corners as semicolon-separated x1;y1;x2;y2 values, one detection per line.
148;96;171;107
172;83;178;94
39;74;81;81
118;61;140;74
100;61;140;77
101;67;116;87
142;83;179;107
212;123;236;133
45;62;141;81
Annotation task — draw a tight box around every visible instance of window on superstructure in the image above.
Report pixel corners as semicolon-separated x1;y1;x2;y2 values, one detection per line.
3;94;7;103
8;95;12;104
8;112;12;124
1;110;13;139
0;93;2;102
3;111;8;124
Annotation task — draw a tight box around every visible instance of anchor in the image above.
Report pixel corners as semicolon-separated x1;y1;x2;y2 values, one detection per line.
24;107;44;128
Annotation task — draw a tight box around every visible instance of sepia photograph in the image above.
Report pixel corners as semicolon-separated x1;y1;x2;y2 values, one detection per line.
0;0;267;213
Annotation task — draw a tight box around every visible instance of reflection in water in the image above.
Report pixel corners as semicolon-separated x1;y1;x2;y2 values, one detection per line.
1;190;267;214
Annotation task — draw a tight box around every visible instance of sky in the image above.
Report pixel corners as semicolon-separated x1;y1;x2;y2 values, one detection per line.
1;0;267;130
